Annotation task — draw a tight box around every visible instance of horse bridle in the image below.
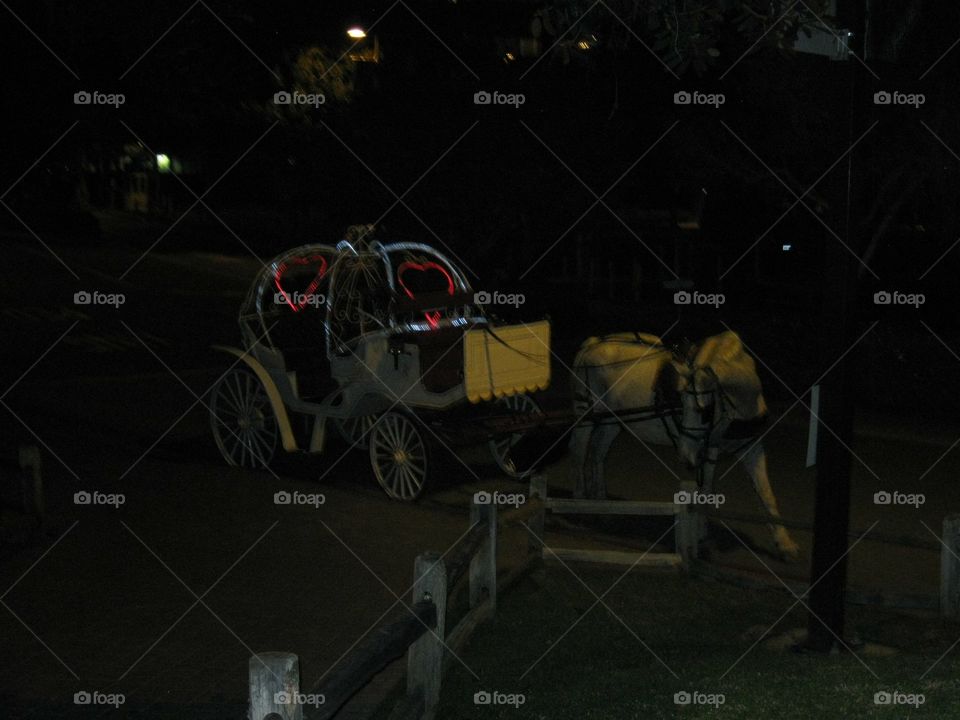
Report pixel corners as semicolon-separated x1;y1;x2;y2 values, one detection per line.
675;364;733;483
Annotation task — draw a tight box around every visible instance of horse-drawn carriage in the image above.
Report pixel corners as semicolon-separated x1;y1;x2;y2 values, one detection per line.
208;226;550;499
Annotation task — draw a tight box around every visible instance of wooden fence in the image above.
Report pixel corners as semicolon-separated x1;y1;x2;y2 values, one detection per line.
247;485;545;720
246;476;960;720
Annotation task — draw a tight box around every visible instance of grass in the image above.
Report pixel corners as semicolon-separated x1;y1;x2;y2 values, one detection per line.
375;563;960;719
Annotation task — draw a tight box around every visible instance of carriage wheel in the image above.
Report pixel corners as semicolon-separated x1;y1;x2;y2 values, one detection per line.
209;367;279;469
334;414;379;449
488;394;544;479
369;412;430;501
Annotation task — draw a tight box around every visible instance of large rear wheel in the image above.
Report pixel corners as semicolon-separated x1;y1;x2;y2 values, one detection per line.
369;411;430;500
209;367;279;469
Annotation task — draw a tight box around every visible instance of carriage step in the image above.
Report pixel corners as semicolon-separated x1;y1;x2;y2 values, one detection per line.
545;498;680;516
544;547;683;568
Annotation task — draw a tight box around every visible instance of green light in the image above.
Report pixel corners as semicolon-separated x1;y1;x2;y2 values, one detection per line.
156;154;170;172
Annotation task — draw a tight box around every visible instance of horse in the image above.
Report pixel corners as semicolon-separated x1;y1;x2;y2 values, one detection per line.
568;330;800;561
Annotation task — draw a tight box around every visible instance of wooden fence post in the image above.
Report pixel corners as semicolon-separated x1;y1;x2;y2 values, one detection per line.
941;515;960;618
18;445;43;519
527;474;547;557
408;552;446;718
470;499;497;610
676;480;699;563
249;652;302;720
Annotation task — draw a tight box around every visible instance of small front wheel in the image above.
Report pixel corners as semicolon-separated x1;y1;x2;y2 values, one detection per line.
334;414;379;450
369;412;430;500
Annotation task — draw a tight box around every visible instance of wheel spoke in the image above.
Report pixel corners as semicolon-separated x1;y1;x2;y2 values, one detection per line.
217;388;242;415
399;466;413;498
385;417;401;447
404;464;421;492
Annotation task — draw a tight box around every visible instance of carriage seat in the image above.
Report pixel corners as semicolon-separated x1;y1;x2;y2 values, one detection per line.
393;323;474;394
268;309;338;400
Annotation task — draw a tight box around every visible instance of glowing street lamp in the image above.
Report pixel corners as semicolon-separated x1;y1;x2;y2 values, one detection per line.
347;27;367;39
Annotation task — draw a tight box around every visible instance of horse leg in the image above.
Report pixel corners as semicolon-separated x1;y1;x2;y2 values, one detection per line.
569;423;593;499
696;446;720;542
739;442;800;561
589;423;621;500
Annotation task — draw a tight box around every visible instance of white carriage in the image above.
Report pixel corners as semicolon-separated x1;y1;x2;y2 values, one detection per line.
209;225;551;499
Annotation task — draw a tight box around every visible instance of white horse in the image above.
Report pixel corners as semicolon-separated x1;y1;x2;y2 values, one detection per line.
569;330;800;561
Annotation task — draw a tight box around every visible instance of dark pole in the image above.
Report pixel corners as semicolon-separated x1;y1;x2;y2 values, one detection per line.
803;0;867;652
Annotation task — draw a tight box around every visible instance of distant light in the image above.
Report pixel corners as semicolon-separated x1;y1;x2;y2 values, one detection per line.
156;154;170;172
577;40;591;50
782;244;792;251
347;27;367;39
504;52;516;62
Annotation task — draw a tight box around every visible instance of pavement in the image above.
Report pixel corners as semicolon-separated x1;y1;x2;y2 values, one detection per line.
2;226;959;718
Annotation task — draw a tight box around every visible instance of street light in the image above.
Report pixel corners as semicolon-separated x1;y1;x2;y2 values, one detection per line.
347;27;366;39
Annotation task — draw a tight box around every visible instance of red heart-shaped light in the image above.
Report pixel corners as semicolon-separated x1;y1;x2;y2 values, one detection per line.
396;261;455;328
396;261;455;299
274;255;329;312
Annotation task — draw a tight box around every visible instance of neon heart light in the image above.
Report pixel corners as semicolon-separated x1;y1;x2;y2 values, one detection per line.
397;260;455;298
397;260;455;329
273;255;329;312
